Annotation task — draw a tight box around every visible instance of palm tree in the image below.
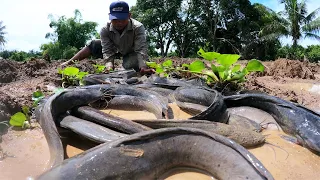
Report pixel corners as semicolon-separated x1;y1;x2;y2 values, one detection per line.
260;0;320;47
0;21;6;48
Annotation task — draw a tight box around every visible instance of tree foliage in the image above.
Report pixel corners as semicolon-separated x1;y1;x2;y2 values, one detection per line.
260;0;320;48
0;21;6;49
132;0;286;60
41;9;98;60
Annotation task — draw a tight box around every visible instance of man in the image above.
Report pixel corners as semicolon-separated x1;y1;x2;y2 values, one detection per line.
60;0;154;74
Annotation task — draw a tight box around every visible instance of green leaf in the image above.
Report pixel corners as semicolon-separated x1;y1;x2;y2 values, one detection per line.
57;68;63;74
93;64;106;73
162;60;173;67
245;59;265;72
32;90;44;100
146;62;158;68
9;112;27;127
229;72;246;81
231;65;241;73
182;63;189;68
197;48;221;61
77;71;89;80
189;60;205;72
21;106;30;115
63;67;79;76
211;64;218;73
216;66;227;81
156;67;164;73
216;54;240;67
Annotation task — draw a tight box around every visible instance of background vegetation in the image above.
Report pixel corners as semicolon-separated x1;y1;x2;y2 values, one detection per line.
0;0;320;62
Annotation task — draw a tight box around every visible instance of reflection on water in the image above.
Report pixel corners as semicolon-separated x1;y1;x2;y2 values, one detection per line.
1;103;320;180
160;167;216;180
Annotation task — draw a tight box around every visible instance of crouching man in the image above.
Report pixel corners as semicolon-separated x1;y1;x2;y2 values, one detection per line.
60;0;154;74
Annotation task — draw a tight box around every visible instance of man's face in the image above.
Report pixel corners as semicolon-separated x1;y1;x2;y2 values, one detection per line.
111;13;131;31
111;19;129;30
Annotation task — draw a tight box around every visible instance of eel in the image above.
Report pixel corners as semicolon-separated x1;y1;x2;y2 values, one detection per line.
173;87;229;123
38;88;104;168
37;128;274;180
106;95;163;119
72;106;152;134
132;119;265;147
59;115;126;143
224;93;320;153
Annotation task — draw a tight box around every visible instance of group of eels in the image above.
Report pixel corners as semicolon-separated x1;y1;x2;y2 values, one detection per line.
34;70;320;179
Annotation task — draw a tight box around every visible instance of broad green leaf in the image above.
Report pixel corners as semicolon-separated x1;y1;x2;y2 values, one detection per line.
197;48;221;61
211;64;218;73
32;90;44;100
216;54;240;67
9;112;27;127
182;64;189;68
229;72;246;81
189;60;205;72
216;66;227;81
156;67;164;73
77;71;89;80
162;60;173;67
203;70;219;81
57;68;63;74
63;67;79;76
242;68;249;75
246;59;265;72
231;65;241;73
146;62;158;68
93;64;106;73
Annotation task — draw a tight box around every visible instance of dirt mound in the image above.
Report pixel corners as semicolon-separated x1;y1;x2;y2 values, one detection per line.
0;91;20;122
24;59;48;77
0;60;19;83
266;59;315;79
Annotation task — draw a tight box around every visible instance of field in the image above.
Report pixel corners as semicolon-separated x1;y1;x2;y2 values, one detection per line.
0;58;320;179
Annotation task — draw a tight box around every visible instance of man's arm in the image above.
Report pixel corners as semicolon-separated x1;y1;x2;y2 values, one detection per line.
134;25;149;69
100;26;116;68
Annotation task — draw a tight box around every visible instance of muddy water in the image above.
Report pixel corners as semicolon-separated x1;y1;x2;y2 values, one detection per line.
1;103;320;179
0;128;50;180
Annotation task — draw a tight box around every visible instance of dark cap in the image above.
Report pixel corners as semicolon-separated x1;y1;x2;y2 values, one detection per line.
109;1;129;20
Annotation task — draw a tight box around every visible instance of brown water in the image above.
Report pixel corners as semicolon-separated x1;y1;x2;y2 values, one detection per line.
1;103;320;179
0;128;50;180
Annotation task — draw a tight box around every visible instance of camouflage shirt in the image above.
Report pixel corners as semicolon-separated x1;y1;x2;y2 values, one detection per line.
100;18;148;68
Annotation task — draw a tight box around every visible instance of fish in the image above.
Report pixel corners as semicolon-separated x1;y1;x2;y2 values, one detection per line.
37;128;274;180
224;93;320;153
38;88;104;168
106;95;164;119
132;119;265;147
173;87;229;123
59;115;126;143
72;106;152;134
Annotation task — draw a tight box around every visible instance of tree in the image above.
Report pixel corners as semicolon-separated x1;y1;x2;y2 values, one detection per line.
131;0;182;57
261;0;320;48
0;21;6;49
42;9;98;60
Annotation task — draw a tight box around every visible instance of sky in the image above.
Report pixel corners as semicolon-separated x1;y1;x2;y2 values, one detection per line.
0;0;319;52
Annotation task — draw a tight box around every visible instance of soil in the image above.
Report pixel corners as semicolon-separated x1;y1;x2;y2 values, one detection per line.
0;57;319;179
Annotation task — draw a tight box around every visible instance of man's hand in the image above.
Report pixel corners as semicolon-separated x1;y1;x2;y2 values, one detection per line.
140;67;155;75
59;59;74;69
